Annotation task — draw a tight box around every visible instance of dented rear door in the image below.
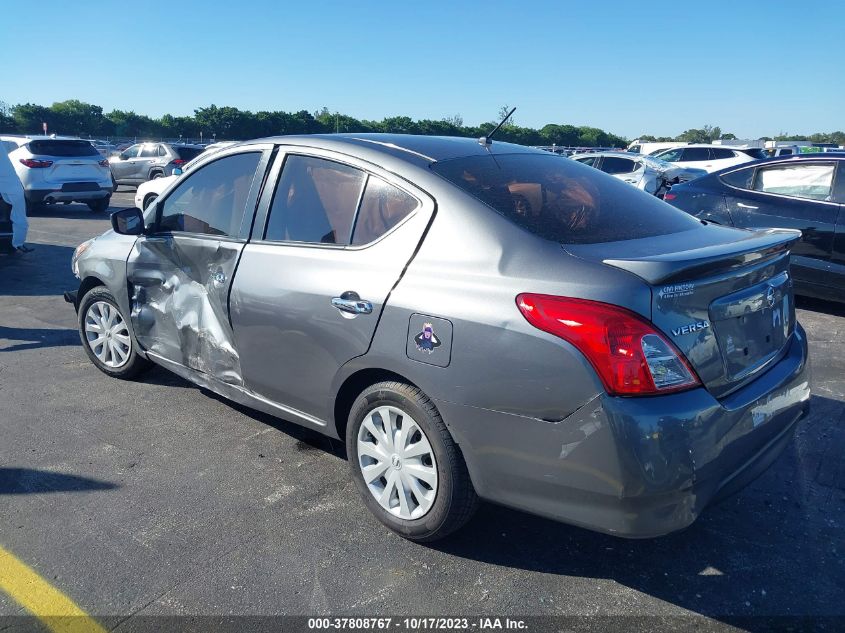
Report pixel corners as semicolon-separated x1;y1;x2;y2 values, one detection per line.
125;145;273;385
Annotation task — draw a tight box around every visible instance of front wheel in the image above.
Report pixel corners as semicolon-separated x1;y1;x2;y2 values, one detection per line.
77;286;151;379
346;381;478;542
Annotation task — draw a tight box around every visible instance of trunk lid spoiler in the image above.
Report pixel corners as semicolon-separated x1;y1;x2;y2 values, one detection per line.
563;226;801;285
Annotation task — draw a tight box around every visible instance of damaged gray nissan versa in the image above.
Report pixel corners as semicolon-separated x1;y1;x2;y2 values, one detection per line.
66;134;811;542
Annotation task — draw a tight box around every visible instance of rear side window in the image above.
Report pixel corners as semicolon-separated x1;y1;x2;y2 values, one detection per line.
680;148;711;161
265;155;366;244
752;163;835;201
719;166;754;189
27;140;99;157
351;177;418;245
431;153;700;244
711;148;735;159
737;148;768;160
158;151;261;236
779;148;793;156
600;157;638;174
139;145;158;158
175;147;203;161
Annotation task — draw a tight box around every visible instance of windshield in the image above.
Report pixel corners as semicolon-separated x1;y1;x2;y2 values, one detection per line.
431;153;700;244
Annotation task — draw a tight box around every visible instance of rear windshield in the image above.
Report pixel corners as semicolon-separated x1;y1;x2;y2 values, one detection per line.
431;153;700;244
175;147;204;161
26;140;99;157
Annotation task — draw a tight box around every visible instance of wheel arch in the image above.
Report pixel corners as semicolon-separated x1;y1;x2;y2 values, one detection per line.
332;368;419;441
78;275;106;302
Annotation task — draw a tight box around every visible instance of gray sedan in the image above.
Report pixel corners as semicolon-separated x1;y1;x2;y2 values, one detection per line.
66;135;810;541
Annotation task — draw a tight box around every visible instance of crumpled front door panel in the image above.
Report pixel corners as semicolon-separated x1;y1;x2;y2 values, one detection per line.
127;235;244;385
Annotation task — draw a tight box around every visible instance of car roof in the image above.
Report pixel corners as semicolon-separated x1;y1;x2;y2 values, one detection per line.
573;151;642;159
240;133;542;166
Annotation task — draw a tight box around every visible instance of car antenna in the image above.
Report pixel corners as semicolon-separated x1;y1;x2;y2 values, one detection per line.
479;107;516;146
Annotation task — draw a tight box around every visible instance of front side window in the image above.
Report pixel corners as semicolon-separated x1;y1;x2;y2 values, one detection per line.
265;155;366;244
351;177;418;245
711;148;735;159
158;151;261;236
120;144;141;160
431;153;700;244
600;157;638;174
655;148;683;162
752;163;835;201
680;147;711;162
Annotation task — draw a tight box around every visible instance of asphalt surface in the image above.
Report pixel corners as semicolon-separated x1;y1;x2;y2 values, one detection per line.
0;191;843;632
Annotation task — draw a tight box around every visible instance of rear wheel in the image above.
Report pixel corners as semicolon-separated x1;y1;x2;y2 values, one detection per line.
150;171;164;180
77;286;151;379
87;196;110;213
346;381;478;542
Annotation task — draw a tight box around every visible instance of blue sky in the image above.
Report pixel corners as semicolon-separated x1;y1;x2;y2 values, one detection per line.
1;0;841;139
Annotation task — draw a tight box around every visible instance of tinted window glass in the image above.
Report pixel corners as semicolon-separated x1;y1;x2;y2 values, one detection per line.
737;148;767;160
351;177;418;245
158;152;260;236
139;145;158;158
711;148;735;159
431;154;700;244
574;156;598;166
680;148;711;161
176;147;204;161
780;148;793;155
753;163;834;201
121;144;141;159
655;148;683;162
265;155;366;244
719;167;754;189
27;140;99;157
157;145;166;157
600;157;638;174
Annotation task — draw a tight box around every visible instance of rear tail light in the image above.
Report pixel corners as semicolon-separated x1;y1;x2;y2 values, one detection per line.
19;158;53;168
663;192;677;201
98;159;109;167
516;294;700;396
170;159;186;166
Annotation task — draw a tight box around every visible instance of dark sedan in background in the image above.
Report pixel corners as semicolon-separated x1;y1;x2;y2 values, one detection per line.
666;154;845;302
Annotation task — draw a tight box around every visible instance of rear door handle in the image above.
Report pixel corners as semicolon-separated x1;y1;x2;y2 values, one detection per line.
332;291;373;315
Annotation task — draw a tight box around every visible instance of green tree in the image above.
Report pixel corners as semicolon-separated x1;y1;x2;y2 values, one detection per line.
50;100;111;136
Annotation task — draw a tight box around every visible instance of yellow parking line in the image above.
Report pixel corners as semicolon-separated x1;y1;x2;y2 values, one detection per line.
0;546;106;633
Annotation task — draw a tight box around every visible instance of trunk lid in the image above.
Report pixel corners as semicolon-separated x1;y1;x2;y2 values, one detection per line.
564;225;800;398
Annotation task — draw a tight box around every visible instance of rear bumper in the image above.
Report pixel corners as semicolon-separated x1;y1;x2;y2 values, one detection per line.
26;186;111;204
437;324;811;538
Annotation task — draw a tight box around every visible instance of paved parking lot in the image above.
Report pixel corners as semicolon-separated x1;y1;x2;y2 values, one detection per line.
0;192;843;631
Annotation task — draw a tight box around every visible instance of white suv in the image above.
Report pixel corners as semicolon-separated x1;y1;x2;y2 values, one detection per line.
0;136;113;212
652;144;767;173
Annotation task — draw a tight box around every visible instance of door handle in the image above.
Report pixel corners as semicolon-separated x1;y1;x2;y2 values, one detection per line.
332;291;373;315
737;202;758;210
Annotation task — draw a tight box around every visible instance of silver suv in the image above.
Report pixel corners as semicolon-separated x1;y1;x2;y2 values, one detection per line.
110;142;204;187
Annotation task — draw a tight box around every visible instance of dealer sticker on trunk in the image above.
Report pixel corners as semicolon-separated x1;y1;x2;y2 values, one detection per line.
658;282;695;300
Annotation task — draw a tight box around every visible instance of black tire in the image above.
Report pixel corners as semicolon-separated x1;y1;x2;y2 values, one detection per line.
150;171;164;180
112;175;119;192
25;199;39;214
77;286;151;380
86;196;110;213
346;381;479;542
142;193;158;210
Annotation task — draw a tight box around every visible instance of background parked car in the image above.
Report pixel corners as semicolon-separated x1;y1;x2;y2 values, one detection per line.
571;151;705;197
133;141;239;209
653;144;767;172
0;135;113;212
665;154;845;302
110;142;204;188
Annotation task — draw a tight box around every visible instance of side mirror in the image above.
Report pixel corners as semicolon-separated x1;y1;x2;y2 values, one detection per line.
172;167;183;176
111;207;145;235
